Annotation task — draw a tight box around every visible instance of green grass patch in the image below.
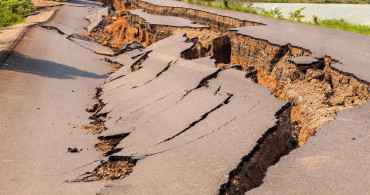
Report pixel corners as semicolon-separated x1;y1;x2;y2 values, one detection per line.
0;0;35;27
182;0;370;35
307;18;370;34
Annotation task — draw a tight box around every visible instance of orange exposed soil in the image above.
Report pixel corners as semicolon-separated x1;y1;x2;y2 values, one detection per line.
93;160;135;180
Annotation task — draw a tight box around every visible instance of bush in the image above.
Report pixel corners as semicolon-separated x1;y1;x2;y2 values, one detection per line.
0;8;24;27
259;7;284;19
0;0;34;27
312;15;319;25
289;7;305;22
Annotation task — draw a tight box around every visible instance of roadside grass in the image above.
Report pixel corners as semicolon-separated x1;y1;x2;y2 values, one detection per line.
183;0;370;35
308;18;370;34
0;0;34;28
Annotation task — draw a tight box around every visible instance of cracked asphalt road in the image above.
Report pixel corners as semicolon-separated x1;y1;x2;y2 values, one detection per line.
0;1;286;193
1;0;368;194
0;1;110;194
90;32;287;194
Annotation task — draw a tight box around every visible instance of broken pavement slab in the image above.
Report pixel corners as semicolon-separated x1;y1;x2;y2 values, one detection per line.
249;101;370;195
95;47;287;194
232;25;370;83
136;0;370;83
85;7;109;32
129;9;208;29
288;56;319;66
84;27;289;194
86;1;368;194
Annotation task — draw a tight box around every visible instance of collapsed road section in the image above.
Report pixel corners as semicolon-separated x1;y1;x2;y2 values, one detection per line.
1;0;367;194
72;0;369;194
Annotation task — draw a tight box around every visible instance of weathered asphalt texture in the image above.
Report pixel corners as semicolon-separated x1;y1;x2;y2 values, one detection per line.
0;1;111;194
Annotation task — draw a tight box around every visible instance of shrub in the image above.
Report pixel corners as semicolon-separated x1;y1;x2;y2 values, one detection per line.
259;7;284;19
1;0;34;16
312;15;319;25
0;8;24;27
0;0;34;27
289;7;306;22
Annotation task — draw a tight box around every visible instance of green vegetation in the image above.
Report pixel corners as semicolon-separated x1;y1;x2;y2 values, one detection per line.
0;0;34;28
288;7;305;21
308;17;370;34
182;0;370;35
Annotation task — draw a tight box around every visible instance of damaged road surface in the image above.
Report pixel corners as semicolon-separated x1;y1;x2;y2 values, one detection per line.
0;0;369;194
0;0;111;194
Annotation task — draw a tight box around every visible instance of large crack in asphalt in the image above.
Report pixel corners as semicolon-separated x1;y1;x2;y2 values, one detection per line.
130;50;152;72
219;103;298;194
158;93;234;144
96;133;130;156
40;25;65;35
180;68;222;100
143;60;173;85
67;156;137;183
